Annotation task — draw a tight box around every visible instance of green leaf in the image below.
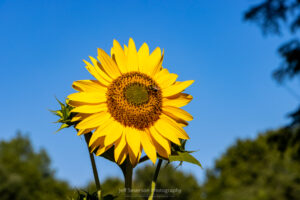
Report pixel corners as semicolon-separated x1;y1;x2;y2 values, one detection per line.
169;152;202;168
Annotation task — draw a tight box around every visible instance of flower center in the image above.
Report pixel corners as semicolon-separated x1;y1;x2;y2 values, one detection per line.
106;72;162;130
124;83;149;105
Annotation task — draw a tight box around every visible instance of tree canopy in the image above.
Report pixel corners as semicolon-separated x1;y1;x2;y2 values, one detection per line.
0;132;72;200
202;127;300;200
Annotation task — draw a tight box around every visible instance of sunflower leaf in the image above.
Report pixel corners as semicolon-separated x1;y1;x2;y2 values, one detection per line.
168;151;202;168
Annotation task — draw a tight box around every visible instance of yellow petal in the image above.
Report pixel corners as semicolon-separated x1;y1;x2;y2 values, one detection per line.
68;100;95;107
163;106;193;121
140;131;157;164
155;68;178;89
89;56;113;83
161;114;190;139
113;39;128;73
162;111;188;127
71;113;90;122
90;136;105;152
77;128;93;136
154;119;181;145
72;80;107;92
142;47;162;76
162;80;194;97
96;144;113;156
151;49;164;77
124;45;128;55
89;118;114;146
138;43;150;74
71;104;107;114
114;133;126;163
104;121;123;146
128;145;141;166
147;129;169;159
125;127;141;157
127;38;139;72
149;126;171;155
76;112;110;130
163;93;193;107
83;59;111;86
97;48;121;79
67;92;106;103
117;147;127;165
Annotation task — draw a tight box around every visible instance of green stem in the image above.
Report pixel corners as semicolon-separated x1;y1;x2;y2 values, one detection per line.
148;159;163;200
124;158;133;200
84;133;102;199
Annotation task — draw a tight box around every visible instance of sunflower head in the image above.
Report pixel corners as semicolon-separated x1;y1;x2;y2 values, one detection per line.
67;38;194;166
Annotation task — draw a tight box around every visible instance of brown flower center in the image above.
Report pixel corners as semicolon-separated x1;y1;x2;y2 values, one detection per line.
106;72;162;130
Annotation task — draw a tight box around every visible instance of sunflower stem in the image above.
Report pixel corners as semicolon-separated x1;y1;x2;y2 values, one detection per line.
84;133;102;200
148;159;163;200
124;158;133;200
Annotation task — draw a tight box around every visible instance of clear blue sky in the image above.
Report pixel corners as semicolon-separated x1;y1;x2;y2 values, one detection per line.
0;0;298;186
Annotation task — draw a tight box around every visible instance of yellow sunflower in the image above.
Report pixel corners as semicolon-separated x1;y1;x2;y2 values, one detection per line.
67;38;194;166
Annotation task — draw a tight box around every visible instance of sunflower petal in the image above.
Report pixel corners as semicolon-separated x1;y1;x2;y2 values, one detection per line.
72;80;107;92
96;144;113;156
151;49;164;76
127;38;139;72
104;121;123;146
147;129;169;158
67;92;106;103
140;131;157;164
77;128;93;136
163;93;193;107
89;118;114;146
142;47;162;76
163;106;193;121
114;133;126;163
149;126;171;155
161;114;190;139
113;39;127;73
97;48;121;79
117;147;127;165
83;59;111;86
71;104;107;113
138;43;150;73
155;68;178;89
154;119;181;145
76;112;110;130
125;127;141;157
162;80;194;97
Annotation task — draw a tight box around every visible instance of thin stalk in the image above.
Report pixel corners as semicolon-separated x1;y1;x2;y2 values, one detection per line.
84;133;101;199
124;158;133;200
148;159;163;200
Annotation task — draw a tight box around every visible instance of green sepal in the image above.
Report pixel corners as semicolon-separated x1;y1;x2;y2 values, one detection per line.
50;97;76;133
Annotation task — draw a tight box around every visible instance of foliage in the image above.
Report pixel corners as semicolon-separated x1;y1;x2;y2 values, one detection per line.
202;127;300;200
0;132;73;200
135;164;201;200
85;178;123;199
244;0;300;126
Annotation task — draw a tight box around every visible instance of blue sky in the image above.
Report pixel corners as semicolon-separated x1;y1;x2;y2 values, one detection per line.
0;0;298;186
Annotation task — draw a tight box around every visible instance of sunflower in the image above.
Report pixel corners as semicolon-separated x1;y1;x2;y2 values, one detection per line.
67;38;194;166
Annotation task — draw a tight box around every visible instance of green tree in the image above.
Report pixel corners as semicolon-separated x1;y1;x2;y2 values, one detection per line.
202;127;300;200
85;164;201;200
134;164;201;200
0;132;72;200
